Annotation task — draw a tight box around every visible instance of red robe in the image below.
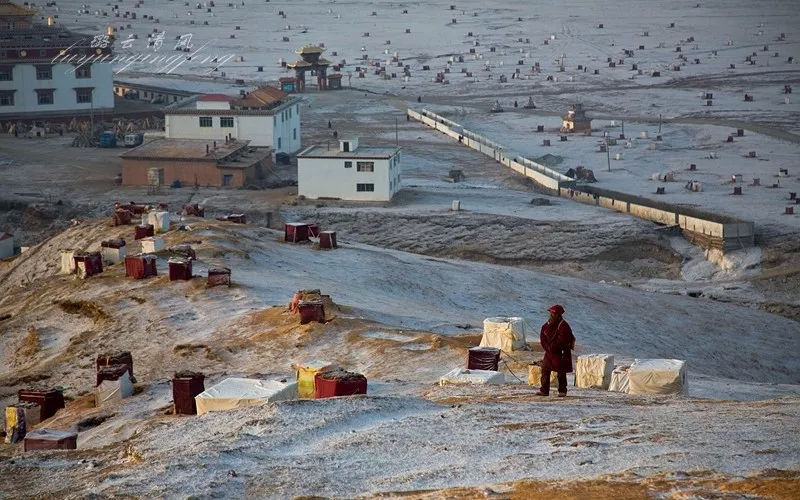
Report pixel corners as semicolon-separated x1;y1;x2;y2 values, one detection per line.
540;319;575;373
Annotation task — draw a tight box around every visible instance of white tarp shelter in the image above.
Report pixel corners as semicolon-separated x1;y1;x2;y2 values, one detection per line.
141;236;165;254
628;359;687;395
575;354;615;389
440;368;505;386
479;317;527;352
145;211;170;234
609;365;631;393
95;370;134;406
101;246;127;265
195;378;298;416
60;250;76;274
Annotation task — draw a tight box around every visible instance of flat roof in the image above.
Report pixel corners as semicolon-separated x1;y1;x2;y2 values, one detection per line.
120;138;251;161
297;144;401;160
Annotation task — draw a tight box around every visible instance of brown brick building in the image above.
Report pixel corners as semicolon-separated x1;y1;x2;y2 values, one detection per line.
120;138;271;187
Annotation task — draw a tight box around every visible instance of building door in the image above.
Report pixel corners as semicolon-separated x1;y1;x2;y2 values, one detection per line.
343;141;350;152
222;175;233;186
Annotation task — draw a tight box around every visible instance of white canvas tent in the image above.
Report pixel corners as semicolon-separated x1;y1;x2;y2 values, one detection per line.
628;359;687;395
479;317;527;352
95;370;134;406
609;365;631;393
440;368;505;386
575;354;615;389
195;378;298;416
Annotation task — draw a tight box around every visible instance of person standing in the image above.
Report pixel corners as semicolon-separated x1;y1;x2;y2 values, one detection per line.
536;304;576;397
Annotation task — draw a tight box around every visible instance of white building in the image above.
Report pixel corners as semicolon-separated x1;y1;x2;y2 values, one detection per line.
0;232;14;259
297;137;402;202
0;2;114;118
163;87;302;153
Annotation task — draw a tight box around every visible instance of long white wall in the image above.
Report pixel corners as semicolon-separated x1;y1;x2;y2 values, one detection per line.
409;108;755;251
0;63;114;115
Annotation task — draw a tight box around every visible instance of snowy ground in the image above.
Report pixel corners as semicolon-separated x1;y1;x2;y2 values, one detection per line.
1;1;799;497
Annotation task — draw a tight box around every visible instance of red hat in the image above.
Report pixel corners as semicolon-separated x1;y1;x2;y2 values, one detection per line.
548;304;565;314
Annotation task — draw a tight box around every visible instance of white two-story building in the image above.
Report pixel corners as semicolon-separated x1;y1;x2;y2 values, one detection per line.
0;2;114;119
297;136;402;202
163;86;302;153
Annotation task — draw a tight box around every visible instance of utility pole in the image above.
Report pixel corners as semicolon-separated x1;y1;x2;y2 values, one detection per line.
621;120;625;139
658;114;662;134
90;97;94;137
395;116;398;145
606;136;611;172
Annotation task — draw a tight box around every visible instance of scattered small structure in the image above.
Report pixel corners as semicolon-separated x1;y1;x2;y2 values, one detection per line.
113;209;133;226
194;378;298;415
134;224;155;240
182;204;205;217
575;354;615;390
170;244;197;261
18;389;65;421
528;361;559;386
168;258;192;281
295;360;338;398
467;347;501;371
565;166;597;182
217;213;247;224
490;100;504;113
140;236;165;254
522;96;536;109
285;222;312;243
627;359;687;395
560;103;592;133
298;300;325;324
172;371;206;415
444;169;465;182
144;211;170;233
314;369;368;398
125;254;157;279
440;368;504;386
74;252;103;279
207;267;232;287
100;239;127;265
480;317;526;352
318;231;338;250
5;402;39;444
0;232;14;259
23;429;78;452
95;364;134;406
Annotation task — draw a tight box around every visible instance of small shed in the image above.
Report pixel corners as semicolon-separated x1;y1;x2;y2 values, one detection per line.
125;254;157;279
113;209;133;226
172;371;205;415
134;224;155;240
295;360;338;398
24;429;78;452
218;213;247;224
101;239;127;265
207;267;231;287
60;249;77;274
314;369;368;398
467;347;500;371
168;258;192;281
18;389;65;421
144;211;170;233
298;300;325;324
141;236;165;254
560;103;592;133
170;244;196;260
285;222;312;243
5;402;40;444
318;231;338;249
95;365;133;406
96;351;135;382
0;232;14;259
183;204;205;217
279;76;296;93
74;252;104;279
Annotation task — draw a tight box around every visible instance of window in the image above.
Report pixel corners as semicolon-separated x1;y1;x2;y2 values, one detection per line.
0;91;14;106
289;108;292;118
293;128;296;140
39;49;47;57
0;66;12;81
357;183;375;192
199;116;213;127
344;161;352;168
75;65;91;79
220;117;234;127
144;91;149;97
75;88;93;103
277;137;281;149
357;161;374;172
35;65;52;80
35;89;54;105
222;174;233;186
273;116;277;126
